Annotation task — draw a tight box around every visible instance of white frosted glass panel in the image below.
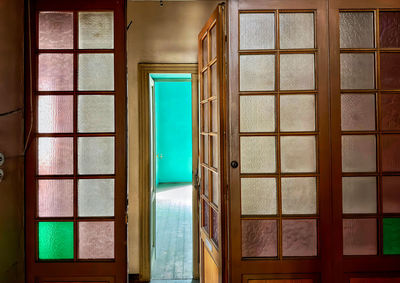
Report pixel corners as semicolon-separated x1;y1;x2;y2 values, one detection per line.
343;177;377;214
281;177;316;215
38;137;73;175
240;13;275;50
240;95;275;132
241;178;277;215
280;95;315;132
280;54;315;90
340;12;375;48
78;54;114;91
281;136;316;173
78;179;114;217
78;137;115;175
38;95;73;133
240;136;276;173
240;55;275;91
78;95;115;133
340;53;375;90
79;12;114;49
342;135;376;172
280;13;314;49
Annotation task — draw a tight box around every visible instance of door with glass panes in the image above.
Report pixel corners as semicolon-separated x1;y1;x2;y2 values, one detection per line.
25;0;127;282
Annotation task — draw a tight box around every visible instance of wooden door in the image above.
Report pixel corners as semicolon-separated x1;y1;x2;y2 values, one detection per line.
227;0;331;282
25;0;127;282
198;4;226;283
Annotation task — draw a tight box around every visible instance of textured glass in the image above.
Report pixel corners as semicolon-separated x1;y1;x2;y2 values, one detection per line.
240;55;275;91
203;201;209;233
241;178;277;215
78;179;114;217
202;37;208;67
210;25;217;60
242;220;277;257
211;63;219;98
380;12;400;48
38;222;74;260
212;172;219;206
79;221;114;259
38;95;73;133
78;54;114;91
202;70;209;100
383;176;400;213
39;54;73;91
281;136;316;173
380;53;400;90
39;12;73;49
342;135;376;172
203;135;209;165
340;12;375;48
343;219;377;255
342;177;377;214
38;137;73;175
79;12;114;49
282;219;317;257
211;209;219;247
340;53;375;90
202;102;209;133
78;137;115;175
38;179;73;217
382;134;400;172
381;94;400;131
240;136;276;173
240;95;275;132
383;218;400;255
280;54;315;90
240;13;275;50
211;100;218;132
341;94;376;131
78;95;114;133
211;136;218;169
203;168;209;197
280;13;314;49
280;95;315;132
281;177;316;215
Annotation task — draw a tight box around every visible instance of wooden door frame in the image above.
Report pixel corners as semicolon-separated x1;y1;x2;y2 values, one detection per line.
138;63;199;281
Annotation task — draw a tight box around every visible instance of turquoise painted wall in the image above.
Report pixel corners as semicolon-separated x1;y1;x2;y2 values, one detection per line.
154;79;192;184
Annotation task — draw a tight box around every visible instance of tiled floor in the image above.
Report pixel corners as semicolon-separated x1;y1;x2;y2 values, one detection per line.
151;183;193;280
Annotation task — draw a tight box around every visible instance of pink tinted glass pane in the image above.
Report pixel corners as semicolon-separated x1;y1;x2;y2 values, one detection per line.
39;54;73;91
282;219;317;257
382;134;400;172
78;221;114;259
38;95;73;133
343;218;377;255
383;176;400;213
242;220;277;257
380;12;400;48
38;137;73;175
38;179;73;217
39;12;73;49
381;94;400;131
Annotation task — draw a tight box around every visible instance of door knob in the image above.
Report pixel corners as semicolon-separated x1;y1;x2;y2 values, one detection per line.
231;161;238;168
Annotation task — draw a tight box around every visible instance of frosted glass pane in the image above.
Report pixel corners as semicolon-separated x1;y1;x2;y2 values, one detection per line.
39;12;73;49
79;221;114;259
240;55;275;91
78;54;114;91
38;95;73;133
343;219;377;255
342;135;376;172
341;53;375;90
280;13;314;49
383;176;400;213
282;219;317;256
39;54;73;91
240;95;275;132
203;70;209;100
280;95;315;132
210;25;217;60
78;137;115;175
342;177;377;214
241;178;277;215
340;12;375;48
78;179;114;217
38;137;73;175
38;179;73;217
280;54;315;90
383;217;400;255
240;13;275;50
341;94;376;131
281;177;316;215
212;173;219;206
79;12;114;49
211;208;219;247
203;167;209;197
211;136;218;169
211;100;218;132
281;136;316;173
203;135;209;165
202;36;208;67
240;137;276;173
202;102;209;133
381;134;400;172
211;63;219;98
38;222;74;260
78;95;115;133
242;220;277;257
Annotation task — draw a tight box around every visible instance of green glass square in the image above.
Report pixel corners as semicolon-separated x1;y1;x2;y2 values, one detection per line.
383;218;400;255
38;222;74;260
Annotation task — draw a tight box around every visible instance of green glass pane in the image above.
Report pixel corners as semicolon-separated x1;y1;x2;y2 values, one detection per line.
383;218;400;255
38;222;74;260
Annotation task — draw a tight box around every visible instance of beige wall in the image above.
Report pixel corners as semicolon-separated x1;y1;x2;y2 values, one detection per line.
127;0;219;273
